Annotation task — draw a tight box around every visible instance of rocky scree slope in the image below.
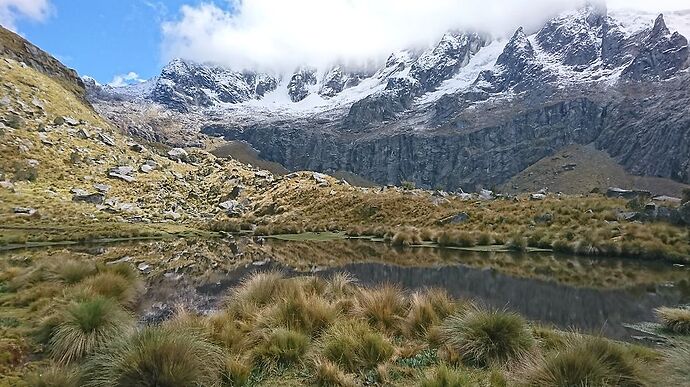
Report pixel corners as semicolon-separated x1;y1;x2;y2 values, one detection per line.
89;6;690;192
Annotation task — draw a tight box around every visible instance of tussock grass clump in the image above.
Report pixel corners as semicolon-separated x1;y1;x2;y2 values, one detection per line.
222;357;252;387
419;364;474;387
324;273;358;300
25;365;79;387
353;284;408;333
225;271;286;317
254;328;310;366
319;319;394;372
442;308;534;367
80;271;143;308
311;359;356;387
404;289;458;340
50;297;133;364
517;336;647;387
391;229;422;247
49;259;96;284
263;290;337;335
81;326;225;387
437;231;476;248
656;307;690;334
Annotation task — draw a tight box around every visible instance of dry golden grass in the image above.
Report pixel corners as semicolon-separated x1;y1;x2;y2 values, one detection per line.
656;307;690;334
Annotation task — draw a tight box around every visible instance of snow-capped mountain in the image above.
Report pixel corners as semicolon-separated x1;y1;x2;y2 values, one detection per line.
88;5;690;191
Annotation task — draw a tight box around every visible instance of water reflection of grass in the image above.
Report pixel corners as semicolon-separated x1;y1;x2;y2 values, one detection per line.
263;239;689;290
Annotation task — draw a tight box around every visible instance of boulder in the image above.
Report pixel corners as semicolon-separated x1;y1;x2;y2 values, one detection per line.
98;133;115;146
93;184;111;193
108;166;135;183
72;192;105;205
139;164;154;173
63;116;80;126
534;213;554;224
167;148;188;162
312;172;330;186
130;143;146;153
530;193;547;201
478;189;494;200
76;128;91;139
13;207;36;215
606;187;651;200
438;212;470;225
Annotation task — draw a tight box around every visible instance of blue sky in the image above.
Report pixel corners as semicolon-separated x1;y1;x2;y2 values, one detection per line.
10;0;209;84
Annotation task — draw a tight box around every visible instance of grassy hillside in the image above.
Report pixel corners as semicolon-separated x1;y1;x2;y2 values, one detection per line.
500;144;690;197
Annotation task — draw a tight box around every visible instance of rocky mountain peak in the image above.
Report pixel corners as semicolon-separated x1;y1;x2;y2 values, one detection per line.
410;31;488;92
287;68;318;102
651;14;671;38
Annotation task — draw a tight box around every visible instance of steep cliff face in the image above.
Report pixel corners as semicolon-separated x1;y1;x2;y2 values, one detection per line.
205;98;610;190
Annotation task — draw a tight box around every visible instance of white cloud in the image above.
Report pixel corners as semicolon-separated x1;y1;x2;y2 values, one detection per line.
108;71;146;87
161;0;690;73
0;0;52;31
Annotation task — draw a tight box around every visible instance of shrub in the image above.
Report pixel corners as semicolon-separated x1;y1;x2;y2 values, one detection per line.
50;297;133;364
25;365;79;387
254;328;310;366
517;336;647;387
419;364;474;387
319;319;394;372
81;326;225;387
441;309;534;367
353;284;407;333
311;359;356;387
656;307;690;334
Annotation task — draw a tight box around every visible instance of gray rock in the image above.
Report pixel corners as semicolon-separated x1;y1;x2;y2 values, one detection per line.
130;143;146;153
606;187;651;200
98;133;115;146
167;147;188;162
72;192;105;205
534;213;554;224
63;116;80;126
139;164;155;173
13;207;36;215
478;189;495;200
312;172;329;186
438;212;470;225
93;184;111;193
530;193;547;201
108;166;136;183
76;128;91;139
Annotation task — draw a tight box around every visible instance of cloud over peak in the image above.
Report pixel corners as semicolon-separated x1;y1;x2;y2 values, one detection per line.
160;0;689;73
